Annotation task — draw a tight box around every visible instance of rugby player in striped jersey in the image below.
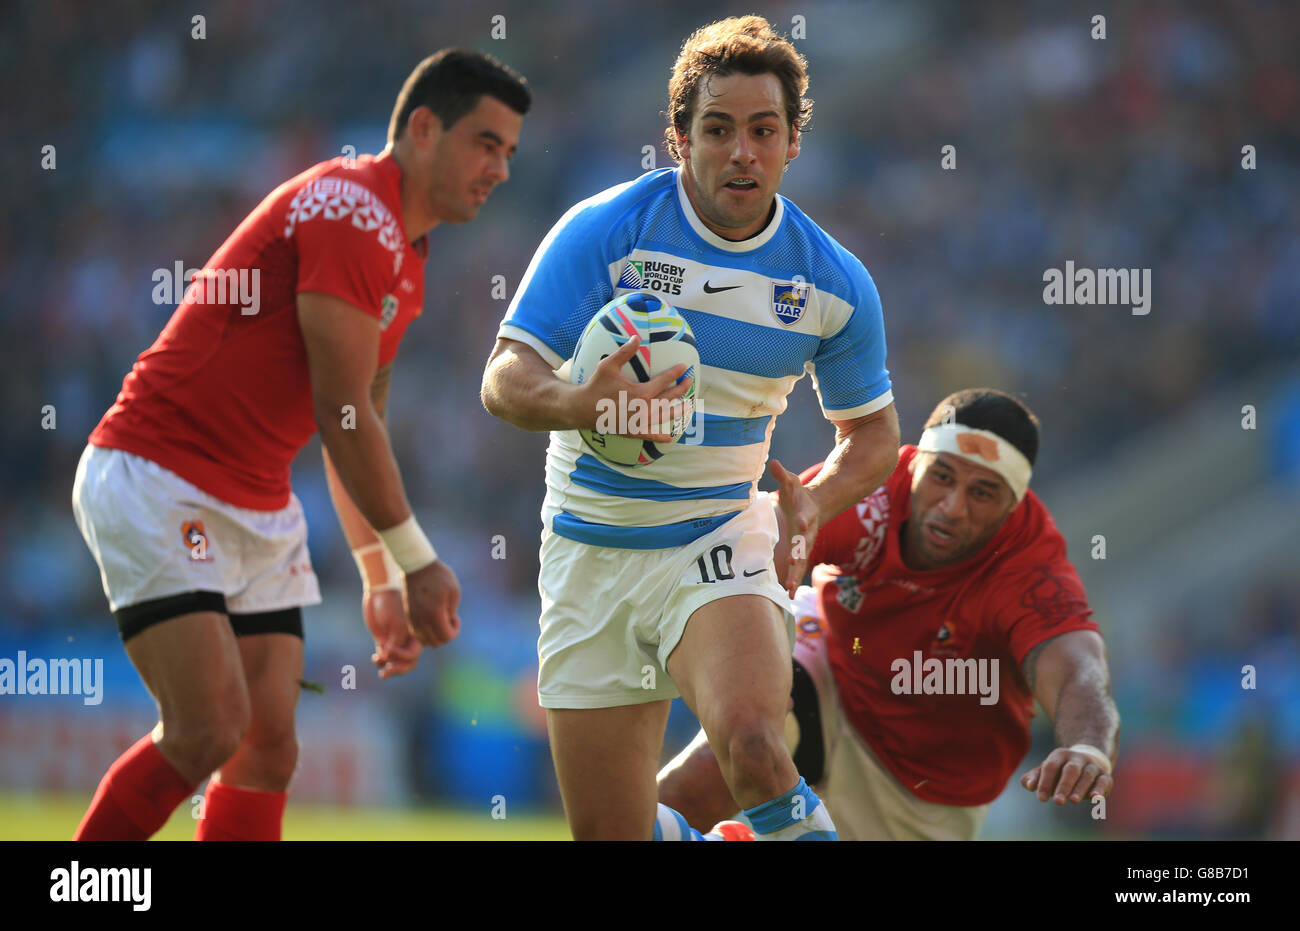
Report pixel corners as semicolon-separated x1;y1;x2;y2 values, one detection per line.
483;16;900;840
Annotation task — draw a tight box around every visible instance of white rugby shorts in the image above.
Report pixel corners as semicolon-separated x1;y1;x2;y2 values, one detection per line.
789;586;991;841
536;492;794;709
72;444;321;636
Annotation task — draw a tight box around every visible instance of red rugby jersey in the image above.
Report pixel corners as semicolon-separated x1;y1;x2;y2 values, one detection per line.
90;151;426;510
803;445;1099;806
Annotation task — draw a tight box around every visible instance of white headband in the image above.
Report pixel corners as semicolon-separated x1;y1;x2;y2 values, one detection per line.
916;424;1032;500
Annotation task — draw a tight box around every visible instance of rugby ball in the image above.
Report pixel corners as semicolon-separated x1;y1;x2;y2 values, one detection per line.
569;292;699;467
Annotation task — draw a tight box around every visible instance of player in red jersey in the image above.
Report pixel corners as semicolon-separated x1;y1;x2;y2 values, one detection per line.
69;50;530;841
658;389;1120;839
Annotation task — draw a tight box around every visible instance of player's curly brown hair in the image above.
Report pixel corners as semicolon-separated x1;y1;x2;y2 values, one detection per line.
664;16;812;163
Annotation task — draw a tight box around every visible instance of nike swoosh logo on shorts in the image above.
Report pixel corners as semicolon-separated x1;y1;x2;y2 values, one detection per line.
703;281;741;294
742;568;766;577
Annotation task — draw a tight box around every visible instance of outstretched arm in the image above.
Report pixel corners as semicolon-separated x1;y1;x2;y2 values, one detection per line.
1019;630;1121;804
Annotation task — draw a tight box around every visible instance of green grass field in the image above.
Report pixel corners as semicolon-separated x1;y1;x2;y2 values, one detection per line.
0;792;1101;841
0;792;571;841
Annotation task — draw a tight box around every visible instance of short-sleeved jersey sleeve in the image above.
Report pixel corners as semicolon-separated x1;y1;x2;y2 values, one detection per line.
497;199;627;370
808;263;892;420
992;559;1099;666
293;185;397;319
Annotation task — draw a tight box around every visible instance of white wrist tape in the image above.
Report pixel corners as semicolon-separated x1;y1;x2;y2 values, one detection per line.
351;542;403;593
1068;743;1113;775
376;515;438;575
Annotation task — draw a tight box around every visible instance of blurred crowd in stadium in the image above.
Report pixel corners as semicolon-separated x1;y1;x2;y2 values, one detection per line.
2;1;1297;837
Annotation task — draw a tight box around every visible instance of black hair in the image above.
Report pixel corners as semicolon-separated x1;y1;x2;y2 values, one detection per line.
389;49;530;144
923;388;1040;466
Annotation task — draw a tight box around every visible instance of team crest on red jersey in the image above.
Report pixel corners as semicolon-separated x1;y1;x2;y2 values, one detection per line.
834;575;864;613
931;620;963;657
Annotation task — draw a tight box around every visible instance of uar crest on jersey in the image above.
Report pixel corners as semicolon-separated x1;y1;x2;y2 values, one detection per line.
771;281;809;325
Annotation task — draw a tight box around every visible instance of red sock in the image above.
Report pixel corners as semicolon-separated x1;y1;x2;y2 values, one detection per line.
194;780;287;841
74;733;197;841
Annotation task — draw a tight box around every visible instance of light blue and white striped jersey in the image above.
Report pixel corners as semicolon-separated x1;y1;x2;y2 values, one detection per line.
498;168;892;549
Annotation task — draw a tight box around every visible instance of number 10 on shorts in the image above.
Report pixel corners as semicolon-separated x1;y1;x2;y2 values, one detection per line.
696;544;735;583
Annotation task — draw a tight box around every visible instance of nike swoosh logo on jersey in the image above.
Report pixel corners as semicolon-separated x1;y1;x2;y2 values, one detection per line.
742;568;766;577
703;281;742;294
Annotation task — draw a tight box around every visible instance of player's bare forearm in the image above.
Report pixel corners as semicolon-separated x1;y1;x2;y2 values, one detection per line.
481;336;691;438
1034;631;1120;766
1023;630;1119;763
805;402;900;524
1053;671;1121;765
299;294;412;534
316;402;412;533
1020;630;1120;802
322;364;394;549
323;444;368;541
323;446;379;548
481;337;587;432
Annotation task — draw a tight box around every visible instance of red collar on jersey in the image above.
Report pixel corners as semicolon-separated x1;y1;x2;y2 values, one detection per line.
374;149;429;260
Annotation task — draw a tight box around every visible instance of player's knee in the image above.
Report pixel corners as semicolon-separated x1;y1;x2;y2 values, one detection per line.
721;718;787;782
161;715;249;778
160;690;251;777
247;730;299;789
727;723;784;765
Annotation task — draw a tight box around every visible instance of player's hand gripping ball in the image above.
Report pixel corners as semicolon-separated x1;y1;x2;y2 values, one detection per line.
569;292;699;467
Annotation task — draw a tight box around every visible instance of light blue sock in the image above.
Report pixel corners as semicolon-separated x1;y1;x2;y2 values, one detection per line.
742;777;838;841
652;803;713;841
